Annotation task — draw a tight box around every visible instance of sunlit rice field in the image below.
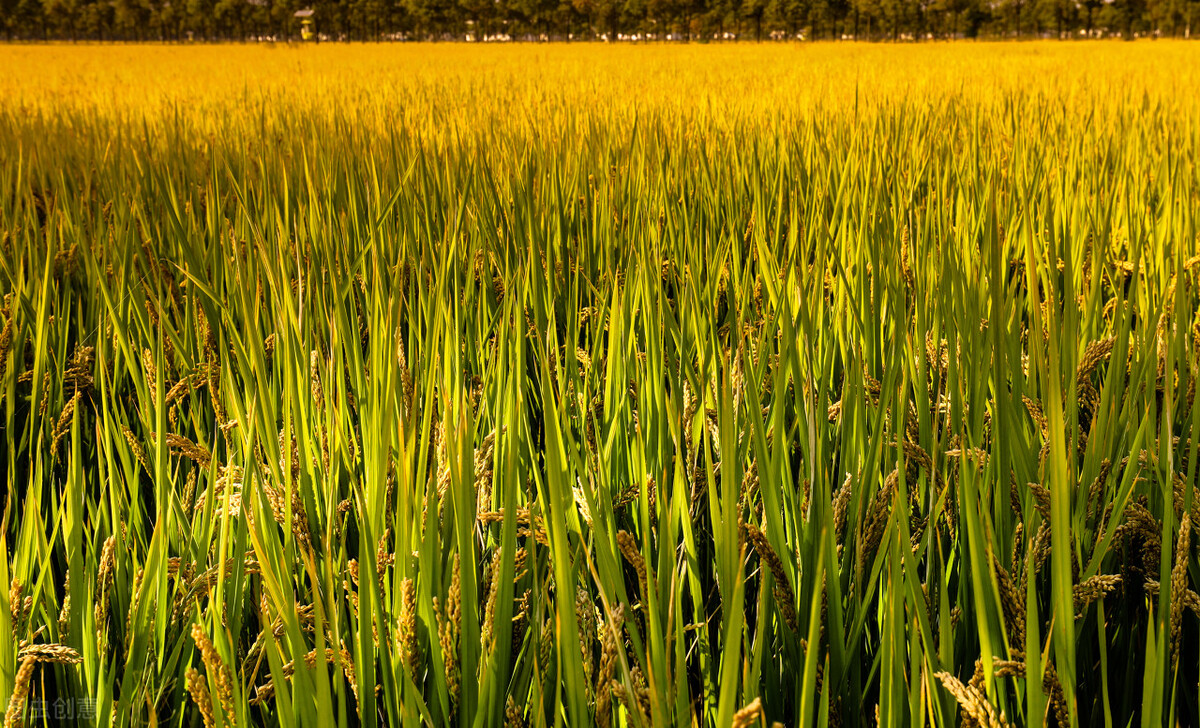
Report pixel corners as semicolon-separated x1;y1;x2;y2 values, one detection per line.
1;41;1199;728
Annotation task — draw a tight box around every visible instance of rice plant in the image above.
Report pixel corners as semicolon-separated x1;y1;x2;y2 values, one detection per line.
0;41;1198;728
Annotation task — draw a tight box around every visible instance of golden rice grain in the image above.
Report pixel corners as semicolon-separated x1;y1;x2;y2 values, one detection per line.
595;604;625;727
616;531;648;602
186;667;217;728
17;643;83;664
505;695;524;728
1170;512;1191;675
191;623;237;725
4;656;37;728
96;536;116;642
744;521;798;632
1073;574;1121;614
934;671;1011;728
732;696;764;728
398;577;420;677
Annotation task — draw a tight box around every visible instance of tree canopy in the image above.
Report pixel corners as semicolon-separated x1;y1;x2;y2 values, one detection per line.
1;0;1197;46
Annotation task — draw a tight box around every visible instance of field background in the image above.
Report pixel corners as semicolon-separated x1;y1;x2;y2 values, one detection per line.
1;42;1199;727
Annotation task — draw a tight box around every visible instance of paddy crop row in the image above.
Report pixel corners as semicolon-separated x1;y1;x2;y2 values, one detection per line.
0;42;1198;728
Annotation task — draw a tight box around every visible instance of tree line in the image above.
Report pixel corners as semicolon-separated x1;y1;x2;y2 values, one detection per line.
1;0;1197;45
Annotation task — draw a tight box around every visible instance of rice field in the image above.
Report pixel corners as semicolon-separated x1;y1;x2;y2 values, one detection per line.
1;41;1199;728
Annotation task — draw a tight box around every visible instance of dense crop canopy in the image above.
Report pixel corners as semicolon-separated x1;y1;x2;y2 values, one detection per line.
0;42;1199;728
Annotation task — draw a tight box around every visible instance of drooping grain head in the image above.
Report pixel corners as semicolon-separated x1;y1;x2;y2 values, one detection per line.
3;656;37;728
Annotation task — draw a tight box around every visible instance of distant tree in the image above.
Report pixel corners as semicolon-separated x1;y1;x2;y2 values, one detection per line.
647;0;674;34
405;0;457;37
1043;0;1078;37
556;0;583;37
0;0;16;38
183;0;212;37
677;0;706;37
2;0;45;37
826;0;850;36
622;0;647;36
772;0;808;36
703;0;734;37
1080;0;1101;34
930;0;957;37
43;0;79;37
81;0;116;37
575;0;624;37
458;0;494;37
161;0;190;38
961;0;988;34
1147;0;1187;35
1112;0;1146;35
740;0;768;38
1005;0;1024;35
8;0;1200;45
212;0;248;38
876;0;904;38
